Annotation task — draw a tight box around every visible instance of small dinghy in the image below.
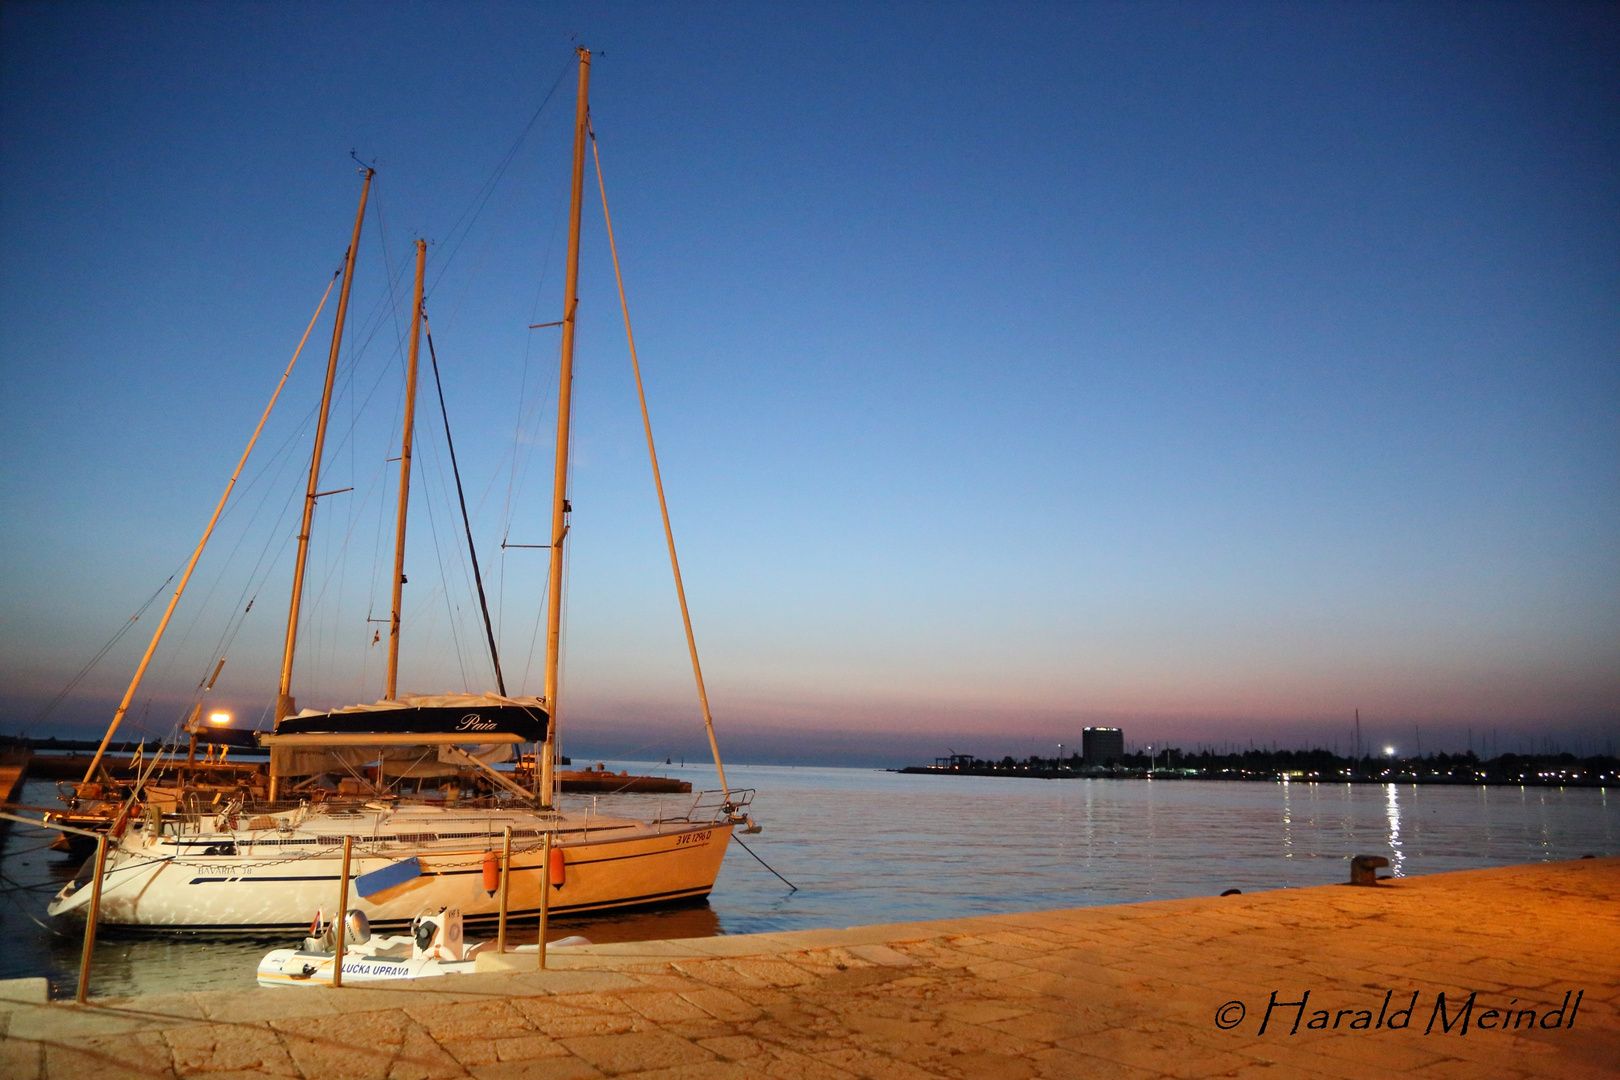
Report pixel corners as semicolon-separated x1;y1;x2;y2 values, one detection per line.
256;907;590;987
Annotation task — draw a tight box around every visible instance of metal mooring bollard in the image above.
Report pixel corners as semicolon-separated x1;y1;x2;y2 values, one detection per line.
1349;854;1389;886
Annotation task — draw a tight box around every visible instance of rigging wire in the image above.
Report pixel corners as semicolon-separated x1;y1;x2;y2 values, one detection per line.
26;574;174;732
412;441;473;692
423;315;507;694
73;67;576;722
497;172;572;677
517;325;570;695
425;56;575;301
591;115;731;795
297;202;417;701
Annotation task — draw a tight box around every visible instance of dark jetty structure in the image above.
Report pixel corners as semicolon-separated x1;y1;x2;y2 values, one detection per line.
899;747;1619;787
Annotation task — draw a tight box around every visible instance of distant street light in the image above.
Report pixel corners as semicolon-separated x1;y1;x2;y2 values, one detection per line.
1384;745;1396;757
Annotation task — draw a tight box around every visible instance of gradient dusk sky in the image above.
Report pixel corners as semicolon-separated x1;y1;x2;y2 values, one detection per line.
1;3;1616;765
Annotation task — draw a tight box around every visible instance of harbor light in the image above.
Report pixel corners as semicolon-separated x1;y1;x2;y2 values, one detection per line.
1384;745;1396;757
209;712;231;725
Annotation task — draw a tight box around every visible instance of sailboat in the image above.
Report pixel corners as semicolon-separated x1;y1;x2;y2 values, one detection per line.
48;48;752;931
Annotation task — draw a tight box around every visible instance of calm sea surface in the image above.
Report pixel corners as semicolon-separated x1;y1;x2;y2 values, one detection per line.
2;764;1614;998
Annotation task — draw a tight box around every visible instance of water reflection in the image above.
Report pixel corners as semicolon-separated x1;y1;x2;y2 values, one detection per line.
1281;778;1293;861
1385;783;1405;876
4;769;1615;997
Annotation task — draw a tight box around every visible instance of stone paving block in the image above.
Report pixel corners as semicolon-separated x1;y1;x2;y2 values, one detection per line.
792;947;876;972
1025;1046;1163;1080
548;992;637;1016
840;1010;940;1046
507;999;598;1025
676;987;763;1024
523;1011;641;1040
650;1018;741;1041
960;958;1034;982
6;1002;182;1041
1286;1031;1452;1072
724;959;821;988
405;999;536;1042
270;1008;416;1080
665;960;761;991
518;972;642;996
937;1001;1031;1025
933;1020;1046;1059
559;1030;713;1073
806;1046;942;1080
493;1034;572;1062
0;1033;43;1080
982;1004;1106;1042
758;1046;859;1080
621;973;701;992
622;1064;761;1080
1233;1039;1377;1080
842;946;916;969
466;1057;601;1080
1055;1025;1260;1080
0;978;50;1004
620;990;715;1023
692;1034;767;1060
941;1048;1039;1079
197;989;346;1023
1520;1059;1620;1080
382;1018;467;1080
443;1031;574;1068
97;991;210;1021
164;1021;299;1076
1408;1057;1535;1080
42;1029;174;1080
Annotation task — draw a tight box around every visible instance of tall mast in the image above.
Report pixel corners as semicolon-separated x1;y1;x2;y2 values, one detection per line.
386;239;427;699
539;47;591;808
276;167;373;724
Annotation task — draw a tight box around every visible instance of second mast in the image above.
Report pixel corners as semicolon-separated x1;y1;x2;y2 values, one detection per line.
387;238;428;699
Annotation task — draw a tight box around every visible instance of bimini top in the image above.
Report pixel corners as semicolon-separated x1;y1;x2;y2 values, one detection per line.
262;693;548;746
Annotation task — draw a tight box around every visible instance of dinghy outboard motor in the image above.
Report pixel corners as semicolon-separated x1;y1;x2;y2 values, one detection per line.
304;909;372;954
410;907;464;961
344;908;371;946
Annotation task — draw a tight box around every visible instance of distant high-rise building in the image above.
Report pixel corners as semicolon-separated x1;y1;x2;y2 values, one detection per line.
1083;727;1124;766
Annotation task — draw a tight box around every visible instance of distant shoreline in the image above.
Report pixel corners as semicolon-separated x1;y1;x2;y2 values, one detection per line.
894;750;1618;788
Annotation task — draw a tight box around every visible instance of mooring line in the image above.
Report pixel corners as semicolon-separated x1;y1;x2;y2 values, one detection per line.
730;834;798;891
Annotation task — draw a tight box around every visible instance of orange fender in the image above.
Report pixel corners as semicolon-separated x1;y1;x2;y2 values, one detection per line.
549;845;566;888
481;849;499;896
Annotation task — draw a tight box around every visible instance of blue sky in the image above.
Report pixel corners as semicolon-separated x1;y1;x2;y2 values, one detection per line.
1;2;1616;764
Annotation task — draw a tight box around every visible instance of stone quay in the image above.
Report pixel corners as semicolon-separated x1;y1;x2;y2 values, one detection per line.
2;857;1613;1079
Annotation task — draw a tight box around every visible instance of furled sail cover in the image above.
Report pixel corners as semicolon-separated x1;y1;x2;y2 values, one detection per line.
272;693;548;741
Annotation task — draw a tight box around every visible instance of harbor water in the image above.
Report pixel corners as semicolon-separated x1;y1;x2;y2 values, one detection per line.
1;763;1614;998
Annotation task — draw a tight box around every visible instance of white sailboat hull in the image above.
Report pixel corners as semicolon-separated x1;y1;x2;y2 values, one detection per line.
48;814;732;931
